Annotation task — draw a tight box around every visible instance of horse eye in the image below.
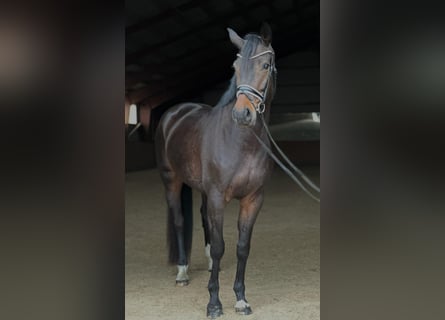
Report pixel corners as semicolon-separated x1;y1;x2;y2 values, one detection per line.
263;63;270;69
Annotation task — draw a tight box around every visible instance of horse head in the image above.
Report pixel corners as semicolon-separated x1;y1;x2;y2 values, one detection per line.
228;23;276;127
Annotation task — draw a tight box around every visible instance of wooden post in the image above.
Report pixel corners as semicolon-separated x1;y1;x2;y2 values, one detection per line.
125;96;131;129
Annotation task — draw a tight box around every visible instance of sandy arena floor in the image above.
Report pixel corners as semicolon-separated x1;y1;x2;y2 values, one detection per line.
125;166;319;320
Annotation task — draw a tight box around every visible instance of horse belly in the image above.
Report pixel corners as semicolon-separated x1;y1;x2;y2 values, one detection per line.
177;152;203;189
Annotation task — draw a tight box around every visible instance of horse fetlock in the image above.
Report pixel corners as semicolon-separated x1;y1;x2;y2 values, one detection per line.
235;300;252;315
207;281;220;295
207;302;223;319
175;265;189;285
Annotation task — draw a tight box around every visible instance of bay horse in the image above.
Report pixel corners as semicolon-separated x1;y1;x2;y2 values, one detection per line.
155;23;276;318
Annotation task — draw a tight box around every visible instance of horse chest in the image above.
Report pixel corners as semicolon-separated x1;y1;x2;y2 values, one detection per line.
225;161;266;200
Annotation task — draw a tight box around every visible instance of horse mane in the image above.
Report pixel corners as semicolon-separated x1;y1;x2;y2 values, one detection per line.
215;75;237;108
215;33;276;108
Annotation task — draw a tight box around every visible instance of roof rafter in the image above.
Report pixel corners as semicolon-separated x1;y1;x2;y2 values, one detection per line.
126;4;319;82
126;0;209;35
126;0;276;64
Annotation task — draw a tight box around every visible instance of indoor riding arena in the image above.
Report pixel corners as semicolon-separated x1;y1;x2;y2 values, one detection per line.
125;1;320;319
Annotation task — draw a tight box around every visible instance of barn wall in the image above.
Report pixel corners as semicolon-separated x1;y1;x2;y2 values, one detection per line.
125;140;156;172
273;50;320;165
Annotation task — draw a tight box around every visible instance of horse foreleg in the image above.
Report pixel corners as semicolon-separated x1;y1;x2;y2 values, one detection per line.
233;189;264;315
206;192;226;318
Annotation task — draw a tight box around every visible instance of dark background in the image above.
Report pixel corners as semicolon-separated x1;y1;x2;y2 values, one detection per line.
1;1;445;320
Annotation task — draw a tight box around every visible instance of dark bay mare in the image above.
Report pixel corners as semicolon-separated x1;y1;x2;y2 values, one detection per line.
155;23;276;318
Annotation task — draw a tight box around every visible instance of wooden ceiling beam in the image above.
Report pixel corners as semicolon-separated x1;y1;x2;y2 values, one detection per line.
126;21;318;92
126;0;276;64
125;42;231;86
127;54;232;104
128;63;232;106
128;24;318;105
126;5;318;84
146;66;233;106
126;0;208;35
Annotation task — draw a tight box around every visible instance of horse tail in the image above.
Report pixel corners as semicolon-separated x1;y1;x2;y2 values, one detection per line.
167;183;193;264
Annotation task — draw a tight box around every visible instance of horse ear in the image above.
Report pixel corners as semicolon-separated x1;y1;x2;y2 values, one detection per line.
227;27;244;50
260;22;272;45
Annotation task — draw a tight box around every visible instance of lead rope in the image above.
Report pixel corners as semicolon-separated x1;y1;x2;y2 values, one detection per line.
260;115;320;193
237;49;320;202
251;115;321;203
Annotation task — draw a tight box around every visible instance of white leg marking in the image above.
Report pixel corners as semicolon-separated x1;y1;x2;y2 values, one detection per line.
235;300;250;309
176;264;189;281
205;244;213;271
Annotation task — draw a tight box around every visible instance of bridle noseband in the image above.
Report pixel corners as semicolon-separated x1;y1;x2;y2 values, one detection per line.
235;50;276;114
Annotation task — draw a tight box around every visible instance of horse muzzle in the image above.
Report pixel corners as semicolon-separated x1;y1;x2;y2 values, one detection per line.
232;95;257;127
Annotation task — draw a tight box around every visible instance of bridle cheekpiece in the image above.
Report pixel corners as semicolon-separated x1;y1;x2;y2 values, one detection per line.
235;50;276;114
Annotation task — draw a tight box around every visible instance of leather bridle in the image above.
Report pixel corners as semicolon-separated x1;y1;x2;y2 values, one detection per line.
235;50;276;114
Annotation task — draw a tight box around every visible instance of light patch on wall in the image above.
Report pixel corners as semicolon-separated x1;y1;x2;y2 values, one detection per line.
312;112;320;122
128;104;138;125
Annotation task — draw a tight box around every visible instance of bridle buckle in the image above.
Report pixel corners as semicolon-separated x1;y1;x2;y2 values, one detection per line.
256;102;265;114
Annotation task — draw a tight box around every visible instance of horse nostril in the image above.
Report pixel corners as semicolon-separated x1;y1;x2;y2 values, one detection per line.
244;108;251;120
232;107;254;125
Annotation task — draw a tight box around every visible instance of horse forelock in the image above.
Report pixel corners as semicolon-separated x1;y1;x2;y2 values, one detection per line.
241;34;261;57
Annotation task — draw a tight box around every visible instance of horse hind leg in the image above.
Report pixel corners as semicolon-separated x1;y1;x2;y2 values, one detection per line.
165;178;193;286
205;243;212;272
200;194;213;272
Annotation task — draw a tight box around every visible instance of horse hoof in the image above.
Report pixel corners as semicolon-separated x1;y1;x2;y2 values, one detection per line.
235;306;252;315
235;300;252;315
207;304;223;318
175;280;189;286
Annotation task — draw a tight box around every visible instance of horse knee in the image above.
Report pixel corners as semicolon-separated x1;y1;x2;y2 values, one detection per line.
236;242;250;260
172;214;184;229
210;241;225;260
